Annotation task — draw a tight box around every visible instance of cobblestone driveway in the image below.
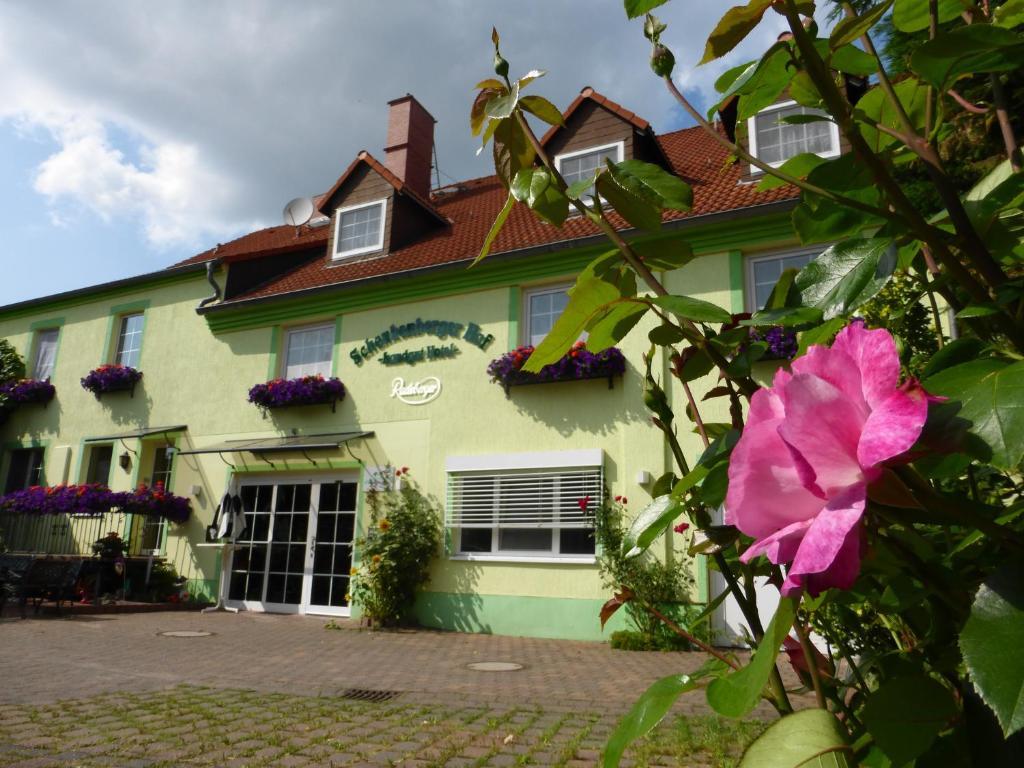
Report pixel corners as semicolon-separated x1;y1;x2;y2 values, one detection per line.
0;611;769;766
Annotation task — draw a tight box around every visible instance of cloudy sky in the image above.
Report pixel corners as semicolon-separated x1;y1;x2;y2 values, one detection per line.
0;1;834;306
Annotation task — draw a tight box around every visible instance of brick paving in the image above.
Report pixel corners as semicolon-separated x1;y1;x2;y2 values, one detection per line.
0;611;776;766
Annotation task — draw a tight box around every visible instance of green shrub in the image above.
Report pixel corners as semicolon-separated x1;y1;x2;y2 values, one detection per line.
350;468;442;627
610;629;693;652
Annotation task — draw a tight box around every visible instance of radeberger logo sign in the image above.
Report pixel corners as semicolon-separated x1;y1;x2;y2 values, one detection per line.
349;318;495;367
390;376;442;406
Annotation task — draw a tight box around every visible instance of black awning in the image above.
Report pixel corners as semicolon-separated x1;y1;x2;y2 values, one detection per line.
85;425;188;443
176;431;373;456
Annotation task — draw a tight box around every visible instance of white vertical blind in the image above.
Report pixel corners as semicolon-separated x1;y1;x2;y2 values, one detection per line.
32;329;59;380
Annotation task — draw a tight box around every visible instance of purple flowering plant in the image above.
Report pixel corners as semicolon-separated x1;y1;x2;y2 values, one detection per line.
248;374;346;416
0;379;56;406
749;326;799;360
488;341;626;394
0;482;191;523
81;365;143;397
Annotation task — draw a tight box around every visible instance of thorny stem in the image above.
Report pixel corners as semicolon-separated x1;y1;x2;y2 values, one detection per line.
793;616;827;709
990;74;1022;173
918;270;946;349
925;0;938;135
643;602;741;670
681;380;710;449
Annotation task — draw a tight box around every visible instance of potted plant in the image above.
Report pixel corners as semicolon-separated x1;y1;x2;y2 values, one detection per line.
0;378;56;407
112;482;192;524
247;374;346;417
487;341;626;396
80;365;142;399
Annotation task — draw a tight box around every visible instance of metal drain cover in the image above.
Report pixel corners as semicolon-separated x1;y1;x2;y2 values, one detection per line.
158;630;213;638
467;661;523;672
340;688;401;703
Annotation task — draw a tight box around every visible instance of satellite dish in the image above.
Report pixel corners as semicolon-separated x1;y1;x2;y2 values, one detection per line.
283;197;314;227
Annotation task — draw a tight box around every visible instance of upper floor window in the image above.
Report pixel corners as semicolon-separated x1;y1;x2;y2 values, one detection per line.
115;313;144;368
31;328;60;381
748;102;839;167
747;250;816;311
4;447;44;494
334;199;386;259
554;141;624;201
524;285;571;347
283;324;334;379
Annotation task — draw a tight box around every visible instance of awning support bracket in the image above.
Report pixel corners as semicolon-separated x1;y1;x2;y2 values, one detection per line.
300;450;318;466
216;452;236;470
254;452;276;469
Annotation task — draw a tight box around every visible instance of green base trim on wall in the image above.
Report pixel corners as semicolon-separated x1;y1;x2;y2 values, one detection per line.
184;578;218;603
412;591;630;642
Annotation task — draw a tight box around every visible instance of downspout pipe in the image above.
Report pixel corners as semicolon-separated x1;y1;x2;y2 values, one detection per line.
198;257;223;309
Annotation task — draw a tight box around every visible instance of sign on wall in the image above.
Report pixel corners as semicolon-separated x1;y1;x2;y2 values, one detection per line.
390;376;442;406
349;318;495;367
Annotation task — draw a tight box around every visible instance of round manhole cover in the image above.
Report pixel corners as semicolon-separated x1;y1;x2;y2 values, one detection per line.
467;661;523;672
158;630;213;638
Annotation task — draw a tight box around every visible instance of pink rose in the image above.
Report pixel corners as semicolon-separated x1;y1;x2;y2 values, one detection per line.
725;323;931;596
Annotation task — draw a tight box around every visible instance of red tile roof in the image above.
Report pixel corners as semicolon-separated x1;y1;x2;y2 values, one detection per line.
174;90;799;308
316;150;447;223
540;86;650;146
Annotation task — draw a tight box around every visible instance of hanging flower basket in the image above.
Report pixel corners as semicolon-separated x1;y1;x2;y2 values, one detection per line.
247;374;346;417
0;482;191;523
487;342;626;396
81;365;142;398
0;379;56;407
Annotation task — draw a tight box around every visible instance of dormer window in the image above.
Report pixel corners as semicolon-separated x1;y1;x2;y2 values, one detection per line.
554;141;625;201
333;198;387;260
748;102;839;169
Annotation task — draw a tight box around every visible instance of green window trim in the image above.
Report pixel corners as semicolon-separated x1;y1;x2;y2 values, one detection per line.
102;299;151;367
1;439;50;491
266;326;281;380
506;287;520;352
26;318;65;380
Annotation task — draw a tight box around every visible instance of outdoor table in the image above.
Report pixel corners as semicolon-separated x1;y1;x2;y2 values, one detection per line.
195;541;239;614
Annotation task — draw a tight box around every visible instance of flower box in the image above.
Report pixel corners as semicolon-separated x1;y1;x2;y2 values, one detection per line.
247;375;346;417
0;379;56;407
81;365;142;398
487;342;626;396
0;482;191;523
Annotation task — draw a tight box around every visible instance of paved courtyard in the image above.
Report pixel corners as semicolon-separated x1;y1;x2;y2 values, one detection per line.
0;611;773;766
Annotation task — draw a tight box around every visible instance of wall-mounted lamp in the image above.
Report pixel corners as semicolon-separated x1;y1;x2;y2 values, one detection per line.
119;451;132;471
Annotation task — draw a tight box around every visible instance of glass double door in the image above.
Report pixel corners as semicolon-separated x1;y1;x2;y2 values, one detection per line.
227;476;357;616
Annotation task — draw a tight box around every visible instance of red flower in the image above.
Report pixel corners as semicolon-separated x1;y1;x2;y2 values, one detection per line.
673;522;689;534
577;495;591;511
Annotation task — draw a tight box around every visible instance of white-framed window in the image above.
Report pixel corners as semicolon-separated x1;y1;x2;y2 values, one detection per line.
114;313;144;368
523;284;572;347
31;328;60;381
746;249;818;311
554;141;625;202
333;198;387;259
747;101;840;169
283;323;335;379
445;450;602;563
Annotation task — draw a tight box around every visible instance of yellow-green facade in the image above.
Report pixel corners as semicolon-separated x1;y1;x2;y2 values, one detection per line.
0;210;796;640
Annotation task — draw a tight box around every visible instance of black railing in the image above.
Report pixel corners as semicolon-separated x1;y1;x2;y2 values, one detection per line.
0;513;126;556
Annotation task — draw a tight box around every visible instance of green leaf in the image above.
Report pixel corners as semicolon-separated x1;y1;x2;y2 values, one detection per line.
648;323;685;345
473;194;514;266
743;306;824;328
829;0;893;49
492;118;536;190
856;78;929;152
862;676;958;765
734;44;797;121
566;176;597;201
586;301;649;353
792;189;885;244
788;71;824;109
995;0;1024;28
608;160;693;212
738;709;852;768
960;561;1024;737
924;359;1024;470
650;295;732;325
485;81;520;119
757;153;826;192
471;87;503;136
632;238;696;270
911;25;1024;90
510;167;569;227
796;238;896;319
920;337;986;379
622;494;683;558
516;69;546;89
956;304;1000;319
701;0;774;65
797;317;846;355
707;598;797;718
519;95;564;127
596;169;662;232
522;275;621;372
893;0;965;32
963;159;1024;235
623;0;669;19
829;43;878;77
603;660;727;768
764;266;800;310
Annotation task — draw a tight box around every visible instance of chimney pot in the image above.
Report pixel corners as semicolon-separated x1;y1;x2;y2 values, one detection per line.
384;95;436;198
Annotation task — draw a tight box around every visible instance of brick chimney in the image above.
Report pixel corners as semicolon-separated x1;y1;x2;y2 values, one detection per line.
384;95;436;199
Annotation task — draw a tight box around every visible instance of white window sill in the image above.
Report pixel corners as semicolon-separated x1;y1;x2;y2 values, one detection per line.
449;553;596;565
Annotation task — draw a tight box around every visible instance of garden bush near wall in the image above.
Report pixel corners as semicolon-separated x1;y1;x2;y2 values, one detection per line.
0;339;26;419
350;468;442;627
470;3;1024;765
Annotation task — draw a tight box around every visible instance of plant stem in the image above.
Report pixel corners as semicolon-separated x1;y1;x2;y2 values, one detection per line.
990;73;1022;173
681;380;710;448
642;602;740;670
793;616;827;709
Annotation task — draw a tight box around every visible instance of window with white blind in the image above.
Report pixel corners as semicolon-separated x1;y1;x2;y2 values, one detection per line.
31;328;59;380
283;324;334;379
333;198;386;259
446;451;602;561
748;102;839;168
554;141;624;203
